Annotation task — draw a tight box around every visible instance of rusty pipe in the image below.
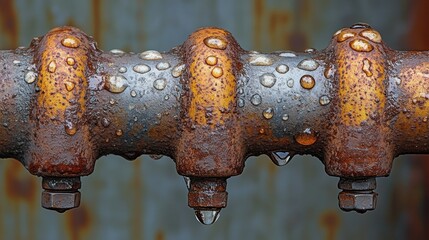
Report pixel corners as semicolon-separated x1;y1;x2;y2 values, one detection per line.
0;23;428;224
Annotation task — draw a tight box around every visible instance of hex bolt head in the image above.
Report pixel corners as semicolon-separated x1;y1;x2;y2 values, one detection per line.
42;190;81;213
338;177;376;191
338;191;377;213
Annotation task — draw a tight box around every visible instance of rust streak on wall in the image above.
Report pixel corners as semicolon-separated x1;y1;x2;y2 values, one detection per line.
253;0;264;50
92;0;102;45
132;161;143;239
66;204;92;240
319;210;340;240
0;0;18;48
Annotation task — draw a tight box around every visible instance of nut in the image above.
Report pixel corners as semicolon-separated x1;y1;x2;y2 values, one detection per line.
338;191;377;213
338;178;376;191
42;190;81;212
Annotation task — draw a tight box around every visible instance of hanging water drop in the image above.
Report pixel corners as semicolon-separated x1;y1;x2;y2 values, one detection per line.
195;209;221;225
183;176;191;190
269;152;292;166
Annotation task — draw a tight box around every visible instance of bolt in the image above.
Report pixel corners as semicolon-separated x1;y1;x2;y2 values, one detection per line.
41;177;81;213
337;177;377;213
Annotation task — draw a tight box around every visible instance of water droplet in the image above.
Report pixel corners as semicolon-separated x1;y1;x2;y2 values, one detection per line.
133;64;150;74
156;62;170;70
195;209;221;225
61;37;80;48
171;64;185;78
276;64;289;74
13;60;21;65
101;118;110;127
140;50;163;60
297;59;319;71
249;54;274;66
64;81;75;91
250;94;262;106
279;52;296;57
130;90;137;97
205;56;218;66
259;73;276;88
25;71;37;84
105;75;128;93
64;121;77;136
110;49;125;56
48;61;56;73
66;57;75;66
109;99;115;105
333;28;346;36
359;29;382;43
300;75;315;89
164;95;169;100
183;176;191;190
238;98;245;108
423;116;428;123
203;37;227;50
304;48;316;53
319;95;330;106
287;79;294;88
118;66;127;73
324;65;335;79
337;31;356;42
282;114;289;121
269;152;291;166
362;58;373;77
350;23;371;29
211;67;223;78
394;76;401;85
153;78;167;90
149;155;163;160
349;39;373;52
295;128;317;146
116;129;123;136
262;107;274;119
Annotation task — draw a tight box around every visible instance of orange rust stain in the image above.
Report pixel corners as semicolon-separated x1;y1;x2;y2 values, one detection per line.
66;204;92;240
253;0;264;49
186;28;238;126
268;11;290;50
0;0;18;48
319;210;340;240
36;27;89;120
92;0;101;43
4;160;37;201
154;230;165;240
407;0;429;50
334;28;386;125
132;161;143;239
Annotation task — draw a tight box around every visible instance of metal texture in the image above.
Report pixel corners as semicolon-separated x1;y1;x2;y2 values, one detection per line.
0;20;428;224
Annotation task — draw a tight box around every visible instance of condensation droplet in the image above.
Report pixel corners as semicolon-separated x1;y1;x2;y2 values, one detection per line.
149;155;163;160
359;29;382;43
116;129;123;136
105;75;128;93
101;118;110;127
337;31;356;42
282;114;289;121
269;152;291;166
48;61;56;73
211;67;223;78
362;58;373;77
109;99;115;105
297;59;319;71
304;48;316;53
300;75;315;89
156;62;170;70
250;94;262;106
164;95;169;100
295;128;317;146
238;98;245;108
319;95;330;106
140;50;163;60
25;71;37;84
249;54;274;66
279;52;296;57
287;79;294;88
110;49;125;56
259;73;276;88
64;121;77;136
153;78;167;90
118;66;127;73
262;107;274;119
171;64;185;78
183;176;191;190
61;37;80;48
394;77;401;85
203;37;227;50
349;39;373;52
130;90;137;97
13;60;21;65
195;209;221;225
423;116;428;123
333;28;346;37
324;65;335;79
64;81;75;92
66;57;75;66
133;64;150;74
276;64;289;74
205;56;218;66
350;23;371;29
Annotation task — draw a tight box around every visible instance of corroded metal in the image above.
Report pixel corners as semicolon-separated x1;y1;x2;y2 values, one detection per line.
0;23;428;224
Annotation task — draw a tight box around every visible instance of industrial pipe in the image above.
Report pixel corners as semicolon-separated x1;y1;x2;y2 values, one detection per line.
0;23;428;224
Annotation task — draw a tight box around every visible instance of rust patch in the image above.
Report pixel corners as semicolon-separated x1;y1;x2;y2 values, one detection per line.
92;0;101;44
155;230;165;240
5;160;37;201
0;0;18;48
319;210;340;240
66;204;92;240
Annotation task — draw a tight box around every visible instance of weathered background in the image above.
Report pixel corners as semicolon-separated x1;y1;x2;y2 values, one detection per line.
0;0;428;239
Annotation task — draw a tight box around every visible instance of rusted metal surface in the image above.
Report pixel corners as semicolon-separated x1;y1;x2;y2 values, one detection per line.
0;20;428;223
0;0;427;239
